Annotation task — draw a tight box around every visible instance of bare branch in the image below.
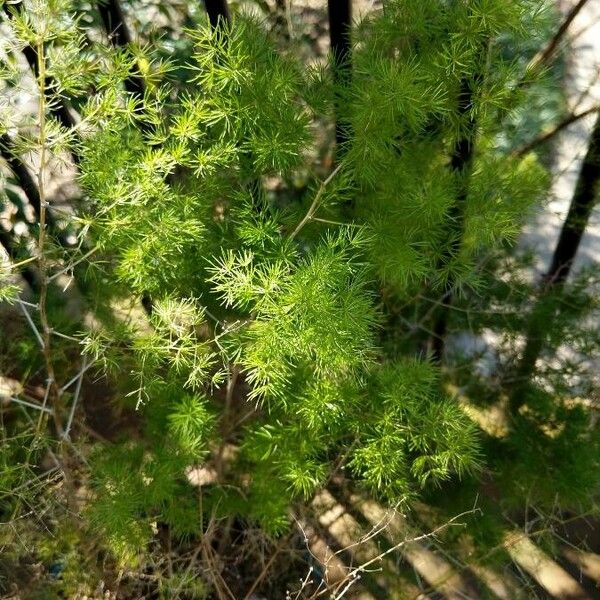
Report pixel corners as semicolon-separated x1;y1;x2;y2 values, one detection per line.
9;396;54;415
16;298;44;349
62;357;88;440
526;0;592;77
513;105;600;157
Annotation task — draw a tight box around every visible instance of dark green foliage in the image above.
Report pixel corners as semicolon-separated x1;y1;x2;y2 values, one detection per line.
499;388;599;506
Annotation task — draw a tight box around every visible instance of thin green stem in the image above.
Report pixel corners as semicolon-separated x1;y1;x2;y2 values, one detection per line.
289;164;342;240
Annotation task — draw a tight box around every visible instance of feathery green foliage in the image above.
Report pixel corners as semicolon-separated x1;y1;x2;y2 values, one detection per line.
0;1;597;595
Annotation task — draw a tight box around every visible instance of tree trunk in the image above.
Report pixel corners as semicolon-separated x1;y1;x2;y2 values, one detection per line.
430;75;480;362
327;0;352;154
203;0;230;28
274;0;289;38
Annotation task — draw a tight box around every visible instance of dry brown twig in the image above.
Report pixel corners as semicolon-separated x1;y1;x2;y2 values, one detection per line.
291;503;480;600
514;105;600;157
